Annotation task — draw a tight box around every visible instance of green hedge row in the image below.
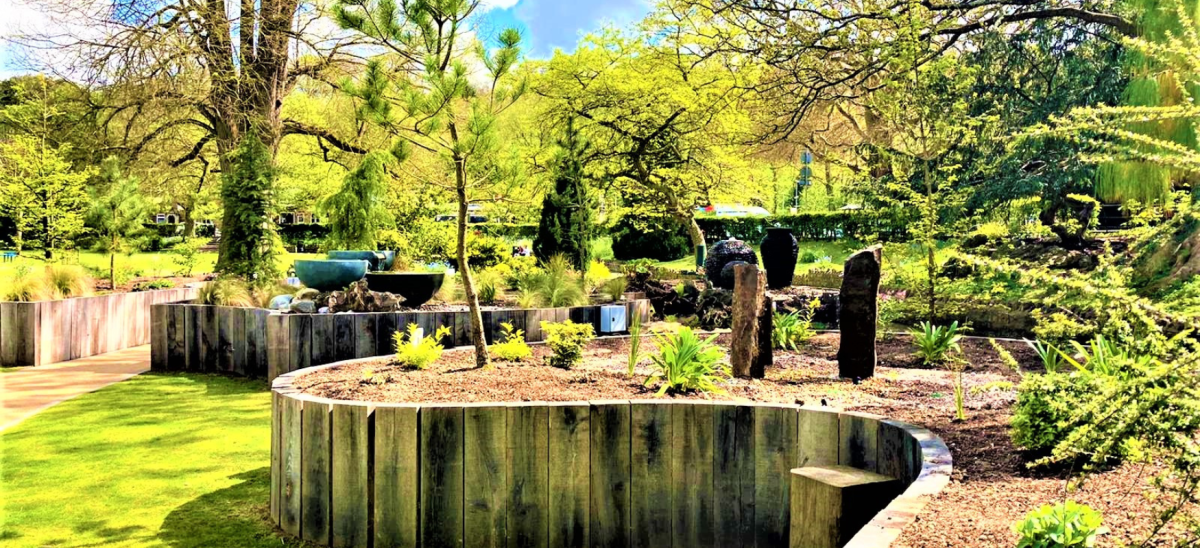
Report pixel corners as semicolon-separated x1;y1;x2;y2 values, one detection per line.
695;211;910;243
473;222;538;240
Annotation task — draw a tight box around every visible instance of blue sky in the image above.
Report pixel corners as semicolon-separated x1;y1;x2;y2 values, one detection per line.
477;0;653;58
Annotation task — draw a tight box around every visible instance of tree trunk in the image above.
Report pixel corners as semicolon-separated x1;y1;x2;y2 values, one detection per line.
42;213;52;259
455;159;490;368
182;198;196;239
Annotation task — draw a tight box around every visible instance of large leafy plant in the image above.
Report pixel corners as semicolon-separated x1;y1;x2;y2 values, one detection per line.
772;298;820;350
1013;501;1106;548
644;327;729;396
909;321;963;365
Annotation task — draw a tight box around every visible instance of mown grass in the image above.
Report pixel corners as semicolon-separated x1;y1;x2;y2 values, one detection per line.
0;373;316;548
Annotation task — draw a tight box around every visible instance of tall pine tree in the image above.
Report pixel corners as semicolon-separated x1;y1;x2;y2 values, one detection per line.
534;118;595;270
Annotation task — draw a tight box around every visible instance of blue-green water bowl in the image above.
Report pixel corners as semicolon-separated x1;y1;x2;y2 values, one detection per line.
328;250;387;271
294;259;369;292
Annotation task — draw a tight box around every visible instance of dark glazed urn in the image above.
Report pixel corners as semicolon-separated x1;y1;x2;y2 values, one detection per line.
759;227;799;289
704;239;759;290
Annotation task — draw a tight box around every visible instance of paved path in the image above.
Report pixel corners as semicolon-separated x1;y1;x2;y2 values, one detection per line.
1;345;149;432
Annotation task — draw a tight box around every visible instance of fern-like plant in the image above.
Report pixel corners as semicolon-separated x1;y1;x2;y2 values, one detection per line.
533;255;586;307
772;298;820;350
45;265;93;299
197;277;255;307
644;327;729;396
393;323;451;369
627;309;643;375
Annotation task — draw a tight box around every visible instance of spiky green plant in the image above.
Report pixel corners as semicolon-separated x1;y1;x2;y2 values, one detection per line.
44;265;93;299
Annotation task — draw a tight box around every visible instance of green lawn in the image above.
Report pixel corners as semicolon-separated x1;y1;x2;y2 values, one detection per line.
0;373;315;548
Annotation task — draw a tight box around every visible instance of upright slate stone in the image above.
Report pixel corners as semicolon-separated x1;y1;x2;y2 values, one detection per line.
837;246;881;379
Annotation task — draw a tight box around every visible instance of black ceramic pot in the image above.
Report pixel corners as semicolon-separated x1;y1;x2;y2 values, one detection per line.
364;272;445;308
759;227;799;289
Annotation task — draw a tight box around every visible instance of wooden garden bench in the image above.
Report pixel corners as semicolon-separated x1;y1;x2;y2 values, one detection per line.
789;465;902;548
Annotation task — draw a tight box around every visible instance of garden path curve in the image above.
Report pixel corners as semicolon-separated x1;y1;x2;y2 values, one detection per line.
0;345;149;432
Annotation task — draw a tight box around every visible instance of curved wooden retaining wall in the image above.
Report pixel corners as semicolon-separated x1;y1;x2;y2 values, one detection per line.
271;362;951;548
150;299;653;380
1;287;198;366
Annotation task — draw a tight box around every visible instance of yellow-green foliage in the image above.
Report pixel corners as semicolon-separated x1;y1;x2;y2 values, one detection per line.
541;320;594;369
44;265;93;299
2;275;53;302
393;323;451;369
585;260;612;292
971;221;1009;240
197;278;255;307
490;322;532;362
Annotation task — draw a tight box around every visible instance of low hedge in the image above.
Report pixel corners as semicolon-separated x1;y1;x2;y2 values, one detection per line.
695;210;910;243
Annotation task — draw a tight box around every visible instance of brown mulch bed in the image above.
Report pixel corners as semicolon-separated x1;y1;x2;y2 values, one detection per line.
294;331;1186;547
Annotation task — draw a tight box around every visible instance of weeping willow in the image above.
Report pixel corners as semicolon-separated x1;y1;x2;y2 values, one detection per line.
1097;0;1200;203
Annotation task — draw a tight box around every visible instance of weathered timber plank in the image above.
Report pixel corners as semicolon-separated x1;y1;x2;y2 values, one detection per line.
280;395;303;537
713;404;754;548
464;404;508;548
630;402;672;548
507;404;548;548
590;401;631;548
331;404;369;548
301;399;332;545
548;402;590;548
754;405;799;548
672;403;715;548
798;407;840;468
374;405;420;548
421;405;465;548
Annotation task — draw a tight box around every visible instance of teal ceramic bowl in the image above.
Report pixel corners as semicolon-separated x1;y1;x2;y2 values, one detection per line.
294;259;369;292
379;251;396;271
328;250;386;271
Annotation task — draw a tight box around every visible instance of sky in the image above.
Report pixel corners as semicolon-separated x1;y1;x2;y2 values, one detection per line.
0;0;654;77
476;0;654;58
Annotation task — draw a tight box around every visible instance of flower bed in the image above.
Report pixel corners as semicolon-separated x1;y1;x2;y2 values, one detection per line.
271;357;951;548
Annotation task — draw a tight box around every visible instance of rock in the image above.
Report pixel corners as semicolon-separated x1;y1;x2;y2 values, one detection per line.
705;239;759;289
962;233;990;249
941;256;975;279
323;280;405;312
837;246;881;379
289;299;317;314
730;264;770;378
269;294;294;310
719;260;752;290
294;288;320;301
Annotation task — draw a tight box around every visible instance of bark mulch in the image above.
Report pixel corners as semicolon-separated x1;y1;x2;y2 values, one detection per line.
294;331;1185;547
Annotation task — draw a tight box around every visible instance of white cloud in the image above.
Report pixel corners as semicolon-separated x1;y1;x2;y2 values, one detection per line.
479;0;520;11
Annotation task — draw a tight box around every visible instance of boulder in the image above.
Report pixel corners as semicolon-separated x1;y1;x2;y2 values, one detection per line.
288;299;317;314
323;280;405;312
705;239;758;289
269;294;294;310
719;260;752;290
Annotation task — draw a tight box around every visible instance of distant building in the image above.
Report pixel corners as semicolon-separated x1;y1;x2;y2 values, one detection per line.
278;211;320;225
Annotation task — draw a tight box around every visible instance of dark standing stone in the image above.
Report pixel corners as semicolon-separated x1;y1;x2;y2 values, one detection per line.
837;246;881;379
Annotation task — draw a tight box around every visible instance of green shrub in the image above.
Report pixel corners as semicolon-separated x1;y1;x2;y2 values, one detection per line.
909;321;963;366
798;250;820;263
490;322;532;362
1013;501;1106;548
627;310;643;375
393;323;451;369
541;320;594;369
45;265;93;299
1032;339;1065;372
773;298;820;350
1011;371;1110;453
602;276;628;302
611;213;692;261
3;275;52;302
585;261;612;293
133;279;174;291
197;277;255;307
533;255;586;307
644;327;729;395
172;238;207;276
